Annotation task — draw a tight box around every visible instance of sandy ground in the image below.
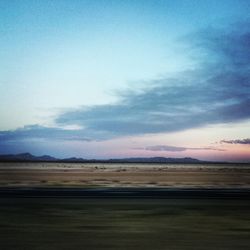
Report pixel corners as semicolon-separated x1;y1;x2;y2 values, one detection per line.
0;162;250;188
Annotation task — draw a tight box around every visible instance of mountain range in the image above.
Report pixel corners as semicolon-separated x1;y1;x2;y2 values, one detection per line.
0;152;207;163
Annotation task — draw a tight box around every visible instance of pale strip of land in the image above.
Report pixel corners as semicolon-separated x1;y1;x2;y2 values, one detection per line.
0;162;250;188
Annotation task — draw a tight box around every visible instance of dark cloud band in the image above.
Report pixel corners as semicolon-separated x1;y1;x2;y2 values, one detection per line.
138;145;225;152
221;139;250;145
56;23;250;138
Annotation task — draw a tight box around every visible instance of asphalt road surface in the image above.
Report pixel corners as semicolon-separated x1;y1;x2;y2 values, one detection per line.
0;187;250;199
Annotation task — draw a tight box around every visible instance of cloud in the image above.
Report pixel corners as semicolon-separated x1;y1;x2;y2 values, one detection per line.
0;125;90;142
55;23;250;138
1;22;250;143
221;138;250;145
137;145;225;152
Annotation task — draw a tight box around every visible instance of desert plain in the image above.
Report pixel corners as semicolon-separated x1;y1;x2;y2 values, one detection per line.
1;162;250;188
1;162;250;250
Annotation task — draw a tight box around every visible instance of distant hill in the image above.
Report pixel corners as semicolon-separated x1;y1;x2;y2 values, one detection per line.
107;157;203;163
0;152;208;163
0;153;57;162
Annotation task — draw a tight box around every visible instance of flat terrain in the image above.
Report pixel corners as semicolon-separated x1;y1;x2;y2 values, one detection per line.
0;198;250;250
0;162;250;188
1;162;250;249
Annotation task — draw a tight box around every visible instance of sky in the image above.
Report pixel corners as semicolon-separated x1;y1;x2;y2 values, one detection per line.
0;0;250;162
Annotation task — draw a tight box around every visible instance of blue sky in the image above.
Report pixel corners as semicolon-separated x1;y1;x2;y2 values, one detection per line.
1;0;250;161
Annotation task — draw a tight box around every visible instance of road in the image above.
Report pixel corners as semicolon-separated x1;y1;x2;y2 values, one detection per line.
0;187;250;199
